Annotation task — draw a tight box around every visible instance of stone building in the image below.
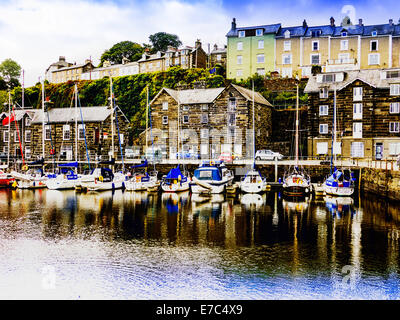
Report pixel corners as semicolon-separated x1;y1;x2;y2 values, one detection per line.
209;44;227;69
0;106;130;164
147;83;273;159
305;68;400;160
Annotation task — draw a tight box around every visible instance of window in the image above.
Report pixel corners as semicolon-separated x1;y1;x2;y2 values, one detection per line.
216;54;221;61
25;130;31;143
228;113;236;126
281;68;292;78
162;101;168;110
390;102;400;113
237;55;243;65
319;87;328;98
166;59;170;67
14;131;19;143
338;53;350;63
162;116;168;125
353;103;363;119
353;122;362;138
183;115;189;124
238;30;245;38
257;54;264;63
317;142;328;154
353;87;363;101
257;68;265;76
341;31;348;37
201;104;208;111
256;29;263;36
3;146;8;153
368;53;380;65
282;54;292;65
201;114;208;124
200;129;209;140
371;30;377;37
319;124;328;134
311;54;320;65
236;69;243;77
237;42;243;50
386;71;400;79
319;105;329;116
63;124;70;140
119;134;124;144
312;41;319;51
45;125;51;141
389;143;400;155
389;122;400;133
284;30;290;38
322;74;335;82
258;40;264;49
390;84;400;96
370;40;378;51
25;146;31;159
228;98;236;111
311;30;321;37
351;142;364;158
284;40;291;51
78;124;85;140
25;118;31;126
182;105;189;111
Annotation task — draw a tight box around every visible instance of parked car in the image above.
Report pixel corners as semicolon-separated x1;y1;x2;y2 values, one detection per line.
255;149;283;161
176;151;200;160
218;152;233;163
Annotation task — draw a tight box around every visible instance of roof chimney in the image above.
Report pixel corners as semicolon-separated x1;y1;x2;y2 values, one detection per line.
330;17;335;27
59;56;66;62
231;18;236;30
303;19;307;28
213;44;218;51
389;19;393;26
359;18;363;26
195;39;202;48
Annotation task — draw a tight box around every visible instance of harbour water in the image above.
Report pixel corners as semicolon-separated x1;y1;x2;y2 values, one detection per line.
0;188;399;300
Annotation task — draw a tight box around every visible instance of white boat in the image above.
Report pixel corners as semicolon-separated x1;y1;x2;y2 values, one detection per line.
161;165;191;192
323;168;355;196
45;162;81;190
79;167;127;192
125;160;158;191
11;168;49;189
190;161;234;194
240;168;267;193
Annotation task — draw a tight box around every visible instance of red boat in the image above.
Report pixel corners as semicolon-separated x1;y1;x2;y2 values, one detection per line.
0;170;15;188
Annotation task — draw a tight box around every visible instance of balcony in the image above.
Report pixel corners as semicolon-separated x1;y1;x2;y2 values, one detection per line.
325;58;358;72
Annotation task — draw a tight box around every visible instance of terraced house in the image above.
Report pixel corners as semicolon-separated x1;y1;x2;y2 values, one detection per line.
305;69;400;160
227;17;400;80
148;83;273;159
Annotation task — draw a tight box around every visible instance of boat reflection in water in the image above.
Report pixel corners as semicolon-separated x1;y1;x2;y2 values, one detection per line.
161;191;190;214
191;194;225;220
239;193;266;210
325;195;356;218
282;196;310;214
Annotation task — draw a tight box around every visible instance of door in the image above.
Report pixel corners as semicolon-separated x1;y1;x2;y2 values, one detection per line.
375;143;383;160
94;127;100;145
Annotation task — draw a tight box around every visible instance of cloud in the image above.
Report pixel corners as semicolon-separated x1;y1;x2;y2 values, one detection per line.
0;0;228;87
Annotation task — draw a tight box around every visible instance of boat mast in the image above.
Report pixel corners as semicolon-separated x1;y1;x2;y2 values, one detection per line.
7;91;10;167
75;84;78;162
41;78;45;160
146;85;148;153
333;86;337;165
109;76;114;161
21;70;24;152
252;80;255;168
295;84;299;168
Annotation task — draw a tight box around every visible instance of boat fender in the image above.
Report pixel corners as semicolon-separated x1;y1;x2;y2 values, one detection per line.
12;181;18;189
173;179;177;184
210;161;215;166
22;165;28;171
99;176;103;182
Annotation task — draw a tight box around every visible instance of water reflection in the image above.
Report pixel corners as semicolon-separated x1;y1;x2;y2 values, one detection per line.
1;188;400;299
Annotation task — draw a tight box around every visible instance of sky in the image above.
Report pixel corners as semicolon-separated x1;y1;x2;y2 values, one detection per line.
0;0;399;87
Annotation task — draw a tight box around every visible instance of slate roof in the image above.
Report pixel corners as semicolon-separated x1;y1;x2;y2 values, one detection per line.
304;69;400;93
276;26;307;38
226;23;281;37
231;84;272;106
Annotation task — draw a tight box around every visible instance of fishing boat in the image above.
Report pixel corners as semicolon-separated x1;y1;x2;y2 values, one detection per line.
190;161;234;194
282;84;311;198
0;170;15;188
125;160;158;191
45;162;80;190
322;87;356;196
161;165;190;192
240;81;268;194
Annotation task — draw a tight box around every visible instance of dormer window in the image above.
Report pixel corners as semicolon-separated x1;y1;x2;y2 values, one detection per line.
311;30;321;37
238;30;245;38
256;29;263;36
341;31;348;37
284;30;290;39
371;30;377;37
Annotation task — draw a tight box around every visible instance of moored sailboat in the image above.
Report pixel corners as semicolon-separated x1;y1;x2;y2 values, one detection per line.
161;165;190;192
190;161;234;194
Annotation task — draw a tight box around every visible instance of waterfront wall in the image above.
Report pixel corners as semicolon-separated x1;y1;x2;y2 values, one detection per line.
361;167;400;201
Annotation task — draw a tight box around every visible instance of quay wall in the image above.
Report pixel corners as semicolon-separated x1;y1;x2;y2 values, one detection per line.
360;167;400;201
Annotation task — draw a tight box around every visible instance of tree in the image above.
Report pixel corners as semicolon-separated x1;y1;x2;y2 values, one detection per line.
148;32;182;52
100;41;144;66
0;59;21;89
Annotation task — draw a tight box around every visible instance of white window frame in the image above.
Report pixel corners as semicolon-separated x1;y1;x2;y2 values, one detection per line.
25;117;32;126
162;116;168;125
236;69;243;77
25;130;31;143
390;102;400;114
390;84;400;96
282;54;292;65
317;142;328;154
284;30;290;38
14;131;19;143
353;87;363;101
338;53;350;63
353;103;363;119
256;29;263;36
368;53;380;65
371;30;377;37
319;105;329;116
256;54;264;64
257;68;265;76
319;87;328;99
63;124;71;140
237;42;243;51
310;53;320;65
162;101;168;110
353;122;363;138
201;113;208;124
389;143;400;155
351;142;364;158
238;30;245;38
258;40;264;49
237;55;243;65
78;124;85;140
312;40;319;51
284;40;291;51
370;40;378;51
45;125;51;141
281;68;292;78
200;129;209;139
25;146;31;159
183;115;189;124
389;122;400;133
319;123;328;134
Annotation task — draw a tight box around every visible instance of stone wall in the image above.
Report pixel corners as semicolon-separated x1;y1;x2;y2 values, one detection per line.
361;167;400;201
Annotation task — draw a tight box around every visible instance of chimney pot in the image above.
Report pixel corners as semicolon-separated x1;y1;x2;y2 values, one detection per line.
330;17;335;26
359;18;363;26
303;19;307;28
232;18;237;30
389;19;393;25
